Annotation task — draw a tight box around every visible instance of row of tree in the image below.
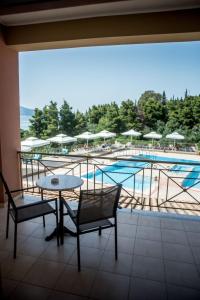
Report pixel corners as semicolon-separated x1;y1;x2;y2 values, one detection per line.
22;90;200;143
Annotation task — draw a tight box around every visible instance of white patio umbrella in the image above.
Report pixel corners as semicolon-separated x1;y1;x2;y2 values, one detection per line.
21;145;32;152
95;130;116;142
122;129;141;142
166;131;185;146
75;131;97;147
21;137;50;148
143;131;162;145
47;134;77;144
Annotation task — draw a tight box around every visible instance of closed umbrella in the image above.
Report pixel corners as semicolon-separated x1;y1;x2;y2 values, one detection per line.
166;132;184;146
143;131;162;145
75;131;97;147
21;137;50;148
95;130;116;142
122;129;141;142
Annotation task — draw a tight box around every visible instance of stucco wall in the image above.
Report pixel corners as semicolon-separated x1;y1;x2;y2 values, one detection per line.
0;28;20;204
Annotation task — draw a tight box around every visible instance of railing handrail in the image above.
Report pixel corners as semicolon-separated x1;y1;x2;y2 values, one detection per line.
18;150;200;167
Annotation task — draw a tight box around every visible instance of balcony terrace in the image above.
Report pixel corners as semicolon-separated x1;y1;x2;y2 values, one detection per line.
1;150;200;299
1;202;200;299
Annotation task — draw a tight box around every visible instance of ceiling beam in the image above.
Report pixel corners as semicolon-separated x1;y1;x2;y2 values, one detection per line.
3;8;200;51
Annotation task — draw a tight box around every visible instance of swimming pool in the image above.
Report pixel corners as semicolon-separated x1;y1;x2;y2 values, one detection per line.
83;160;152;192
136;154;199;164
83;154;200;191
136;154;200;190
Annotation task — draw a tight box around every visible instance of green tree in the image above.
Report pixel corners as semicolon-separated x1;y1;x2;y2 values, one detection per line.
119;99;141;131
74;110;87;134
59;100;75;135
138;91;166;130
98;102;122;133
29;108;45;138
42;101;59;138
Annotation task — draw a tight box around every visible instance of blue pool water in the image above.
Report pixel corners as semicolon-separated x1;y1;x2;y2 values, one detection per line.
183;166;200;189
83;160;152;191
137;154;200;190
137;154;199;164
83;154;200;191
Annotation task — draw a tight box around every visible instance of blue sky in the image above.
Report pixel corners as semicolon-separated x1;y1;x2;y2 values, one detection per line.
19;41;200;112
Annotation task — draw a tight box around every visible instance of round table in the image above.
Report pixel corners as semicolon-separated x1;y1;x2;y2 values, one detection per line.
36;174;84;243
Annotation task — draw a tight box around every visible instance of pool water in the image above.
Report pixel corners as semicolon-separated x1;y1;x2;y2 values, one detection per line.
137;154;200;190
136;154;199;164
83;160;152;191
83;154;200;191
183;166;200;189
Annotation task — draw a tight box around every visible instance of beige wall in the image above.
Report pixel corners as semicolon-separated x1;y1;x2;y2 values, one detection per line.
0;28;20;204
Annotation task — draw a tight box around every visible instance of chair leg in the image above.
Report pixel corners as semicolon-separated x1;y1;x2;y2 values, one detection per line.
42;216;46;227
42;190;45;227
6;209;10;239
114;220;118;260
77;233;81;272
99;226;102;236
55;208;59;247
14;223;17;259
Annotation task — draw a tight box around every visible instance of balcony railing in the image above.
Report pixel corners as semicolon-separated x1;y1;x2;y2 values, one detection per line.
18;150;200;216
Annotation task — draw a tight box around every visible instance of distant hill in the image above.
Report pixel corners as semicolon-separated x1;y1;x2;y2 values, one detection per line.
20;106;34;116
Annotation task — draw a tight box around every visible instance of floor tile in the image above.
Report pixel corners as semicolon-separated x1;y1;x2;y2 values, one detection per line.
18;236;49;257
106;236;135;255
138;216;161;228
134;238;163;258
17;222;40;236
1;279;19;298
167;284;200;300
129;277;167;300
69;246;104;269
163;242;194;263
8;282;51;300
80;232;109;250
191;246;200;265
136;226;162;241
40;243;75;263
117;223;137;238
165;260;200;290
132;255;165;282
31;224;55;239
100;250;133;276
161;218;184;230
55;265;96;297
23;259;65;288
90;271;130;300
183;220;200;233
162;229;188;245
118;212;138;225
1;254;36;281
48;290;87;300
186;232;200;247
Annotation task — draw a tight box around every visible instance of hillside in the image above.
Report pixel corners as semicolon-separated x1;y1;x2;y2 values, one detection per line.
20;106;34;116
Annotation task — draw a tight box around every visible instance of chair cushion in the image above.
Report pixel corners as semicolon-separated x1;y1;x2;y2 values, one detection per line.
11;202;55;222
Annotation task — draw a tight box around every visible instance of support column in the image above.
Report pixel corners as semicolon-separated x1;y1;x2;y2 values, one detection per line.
0;28;20;205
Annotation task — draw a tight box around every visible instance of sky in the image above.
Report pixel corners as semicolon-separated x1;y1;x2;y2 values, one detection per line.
19;41;200;112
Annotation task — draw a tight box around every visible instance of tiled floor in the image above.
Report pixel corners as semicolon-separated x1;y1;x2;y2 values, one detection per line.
1;203;200;299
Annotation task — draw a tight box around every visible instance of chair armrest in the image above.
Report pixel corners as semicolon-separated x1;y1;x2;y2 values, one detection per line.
61;198;77;218
10;186;38;193
17;198;57;210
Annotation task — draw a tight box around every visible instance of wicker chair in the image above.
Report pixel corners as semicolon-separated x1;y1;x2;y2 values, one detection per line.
0;171;59;258
62;184;122;271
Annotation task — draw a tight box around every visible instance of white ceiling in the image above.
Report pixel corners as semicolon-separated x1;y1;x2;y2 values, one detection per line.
0;0;200;26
